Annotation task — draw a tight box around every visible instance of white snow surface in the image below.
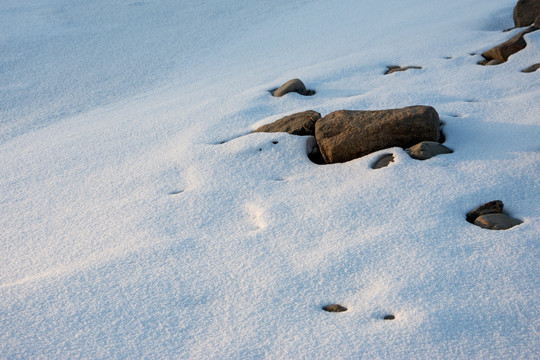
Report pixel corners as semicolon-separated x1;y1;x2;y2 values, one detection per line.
1;0;539;358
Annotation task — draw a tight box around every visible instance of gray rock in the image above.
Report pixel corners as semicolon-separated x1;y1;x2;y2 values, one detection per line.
407;141;453;160
271;79;314;97
481;26;538;62
466;200;504;223
522;63;540;72
253;110;321;136
385;65;422;74
474;213;523;230
315;106;440;164
372;153;395;169
514;0;540;27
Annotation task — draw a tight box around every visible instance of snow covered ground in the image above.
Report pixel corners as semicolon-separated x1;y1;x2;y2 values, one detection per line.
1;0;539;358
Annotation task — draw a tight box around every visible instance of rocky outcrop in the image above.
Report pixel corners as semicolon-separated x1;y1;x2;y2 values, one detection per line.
271;79;315;97
481;25;538;63
253;110;321;136
385;65;422;75
314;106;441;164
466;200;523;230
513;0;540;27
407;141;453;160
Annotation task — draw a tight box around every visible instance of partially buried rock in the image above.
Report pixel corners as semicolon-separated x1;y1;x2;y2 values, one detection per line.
322;304;347;312
407;141;453;160
385;65;422;75
466;200;504;223
372;153;395;169
315;106;441;164
522;63;540;72
271;79;315;97
481;25;538;63
253;110;321;136
513;0;540;27
474;213;523;230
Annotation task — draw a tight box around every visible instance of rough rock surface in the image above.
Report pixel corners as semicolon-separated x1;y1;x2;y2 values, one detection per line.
522;63;540;72
513;0;540;27
385;65;422;74
407;141;453;160
372;154;395;169
466;200;504;223
271;78;315;97
474;213;523;230
481;26;538;62
315;106;440;164
253;110;321;136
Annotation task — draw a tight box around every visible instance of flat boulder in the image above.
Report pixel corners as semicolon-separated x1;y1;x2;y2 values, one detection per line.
253;110;321;136
513;0;540;27
407;141;453;160
271;79;315;97
474;213;523;230
314;106;440;164
481;25;538;63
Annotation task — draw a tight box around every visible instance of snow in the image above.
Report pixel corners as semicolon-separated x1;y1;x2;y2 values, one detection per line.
1;0;539;358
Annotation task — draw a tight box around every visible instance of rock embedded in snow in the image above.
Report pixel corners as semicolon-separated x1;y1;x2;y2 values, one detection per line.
466;200;504;223
474;213;523;230
513;0;540;27
322;304;347;312
271;78;315;97
481;25;538;63
522;63;540;72
407;141;453;160
253;110;321;136
383;314;396;320
314;106;440;164
372;153;395;169
384;65;423;74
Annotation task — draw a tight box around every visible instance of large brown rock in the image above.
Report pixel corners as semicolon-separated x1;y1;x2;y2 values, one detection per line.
514;0;540;27
482;26;538;62
314;106;440;164
253;110;321;136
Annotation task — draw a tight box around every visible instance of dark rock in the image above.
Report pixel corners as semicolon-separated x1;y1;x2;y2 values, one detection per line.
474;213;523;230
514;0;540;27
314;106;441;164
383;314;396;320
407;141;453;160
385;65;423;75
372;154;395;169
481;26;538;62
253;110;321;136
322;304;347;312
271;79;315;97
306;137;325;164
522;63;540;72
466;200;504;223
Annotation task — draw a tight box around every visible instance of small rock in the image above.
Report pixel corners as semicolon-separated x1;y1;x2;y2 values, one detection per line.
513;0;540;27
406;141;453;160
383;314;396;320
466;200;504;223
522;63;540;72
474;213;523;230
372;154;395;169
385;65;423;75
253;110;321;136
271;79;315;97
481;26;538;62
486;59;504;66
322;304;347;312
314;106;441;164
